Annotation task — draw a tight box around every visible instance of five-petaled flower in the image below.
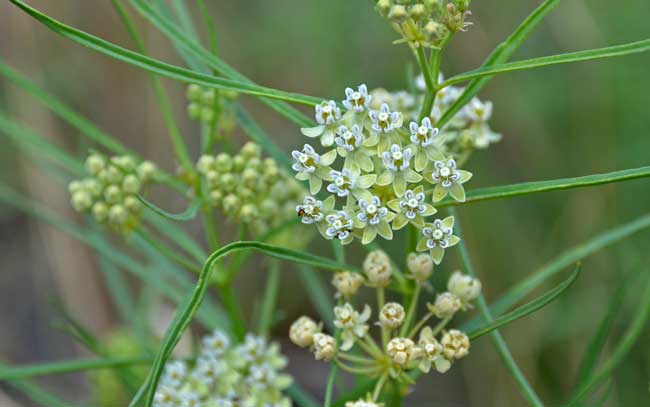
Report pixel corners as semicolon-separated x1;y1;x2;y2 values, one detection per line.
377;144;422;197
388;186;436;230
291;144;336;194
302;100;343;147
408;117;445;171
325;210;355;244
334;303;371;351
342;84;372;113
424;158;472;202
417;216;460;264
355;195;394;244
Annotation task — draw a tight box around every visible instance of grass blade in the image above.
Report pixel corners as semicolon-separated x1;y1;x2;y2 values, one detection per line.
450;207;543;406
567;277;650;405
435;166;650;208
138;195;200;221
468;264;581;340
442;39;650;87
133;241;355;406
0;362;72;407
438;0;560;128
9;0;322;106
0;356;153;381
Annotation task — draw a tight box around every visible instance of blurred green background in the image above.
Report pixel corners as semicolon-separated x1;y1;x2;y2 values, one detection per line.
1;0;649;405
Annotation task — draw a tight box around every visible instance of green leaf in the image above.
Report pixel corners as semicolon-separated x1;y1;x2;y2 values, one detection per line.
572;270;639;392
437;0;560;128
442;39;650;87
0;362;72;407
434;166;650;208
451;207;543;407
256;260;281;336
286;384;320;407
567;277;650;405
9;0;323;107
133;241;356;407
127;0;315;127
468;264;581;340
296;264;335;331
137;194;200;221
0;356;153;381
484;213;650;323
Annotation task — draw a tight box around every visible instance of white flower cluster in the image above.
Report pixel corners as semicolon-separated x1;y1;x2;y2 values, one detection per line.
197;142;304;235
293;82;480;248
154;330;293;407
289;250;482;402
68;153;157;232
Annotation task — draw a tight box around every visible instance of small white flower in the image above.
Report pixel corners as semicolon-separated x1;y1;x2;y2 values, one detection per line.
431;158;460;187
369;103;402;133
345;399;383;407
192;355;225;386
239;333;268;364
418;326;450;374
160;360;187;389
153;386;177;407
462;97;493;122
357;196;389;226
296;196;324;224
291;144;320;174
399;189;427;220
363;250;392;287
441;329;470;360
379;302;405;329
332;271;365;299
418;217;460;265
382;144;412;173
342;84;371;113
202;329;230;357
406;253;434;282
334;124;363;152
427;158;472;202
409;117;439;147
327;169;357;197
315;100;342;125
325;210;354;242
431;292;462;319
334;303;371;350
178;389;201;407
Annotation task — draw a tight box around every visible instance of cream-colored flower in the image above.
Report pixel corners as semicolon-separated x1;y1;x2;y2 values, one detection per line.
447;271;482;305
363;250;392;287
441;329;470;360
431;292;461;319
312;333;337;361
345;399;384;407
386;337;421;366
418;326;450;374
332;271;365;299
406;252;434;282
334;303;371;351
289;316;321;348
379;302;405;329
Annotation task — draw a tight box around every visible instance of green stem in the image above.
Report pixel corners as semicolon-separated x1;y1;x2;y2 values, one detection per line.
201;206;220;250
135;228;201;274
325;310;343;407
338;352;377;365
335;360;380;376
257;260;280;337
372;371;389;402
195;0;218;55
407;311;434;339
110;0;192;172
449;207;543;407
415;46;434;91
219;284;246;340
377;287;388;347
418;33;454;122
399;283;422;337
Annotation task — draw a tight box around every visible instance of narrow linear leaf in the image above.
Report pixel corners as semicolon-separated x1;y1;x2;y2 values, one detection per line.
286;384;320;407
568;278;650;405
443;39;650;87
435;166;650;208
573;270;639;391
0;362;72;407
0;356;152;381
137;194;200;221
438;0;560;128
296;264;335;331
9;0;323;106
134;241;356;407
469;264;581;340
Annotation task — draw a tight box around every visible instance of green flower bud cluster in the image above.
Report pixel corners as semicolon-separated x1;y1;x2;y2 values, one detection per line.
197;142;304;235
289;250;481;405
68;153;157;232
186;84;238;131
375;0;472;48
154;330;292;407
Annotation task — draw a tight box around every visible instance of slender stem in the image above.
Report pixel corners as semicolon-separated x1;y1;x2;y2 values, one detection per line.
415;46;435;91
135;229;201;274
257;260;280;337
110;0;192;171
449;207;543;407
361;335;385;359
377;287;388;347
335;359;380;375
201;206;220;250
430;316;451;337
407;311;434;339
219;284;246;340
325;305;343;407
399;283;422;337
418;33;454;122
195;0;218;55
338;352;377;365
372;371;389;402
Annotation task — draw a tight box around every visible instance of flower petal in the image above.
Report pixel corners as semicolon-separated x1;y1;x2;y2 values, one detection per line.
301;125;325;138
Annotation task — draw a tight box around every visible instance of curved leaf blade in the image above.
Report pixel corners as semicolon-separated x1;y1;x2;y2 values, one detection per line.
0;356;153;381
468;264;581;340
137;195;200;222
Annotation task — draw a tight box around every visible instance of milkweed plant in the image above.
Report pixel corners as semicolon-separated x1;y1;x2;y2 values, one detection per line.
1;0;650;406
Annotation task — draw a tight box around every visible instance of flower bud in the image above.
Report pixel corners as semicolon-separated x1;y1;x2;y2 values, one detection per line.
363;250;392;287
222;194;240;214
430;292;461;318
71;191;92;211
187;103;201;119
186;84;203;101
104;185;122;204
196;155;215;174
376;0;392;17
447;271;481;303
137;161;157;181
289;316;320;348
386;337;420;366
201;89;217;105
239;203;257;222
103;166;123;184
409;4;426;20
441;329;470;360
407;252;434;282
312;333;336;361
122;175;141;194
83;179;103;197
388;5;408;23
92;202;108;221
379;302;405;329
85;154;105;175
108;205;128;225
241;142;261;158
124;195;141;212
332;271;364;299
214;153;232;172
201;108;215;123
